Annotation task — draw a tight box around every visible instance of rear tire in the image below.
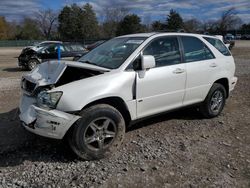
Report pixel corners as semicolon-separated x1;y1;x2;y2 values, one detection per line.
200;83;226;118
68;104;125;160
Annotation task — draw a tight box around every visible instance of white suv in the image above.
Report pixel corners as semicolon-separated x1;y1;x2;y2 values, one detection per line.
19;33;237;160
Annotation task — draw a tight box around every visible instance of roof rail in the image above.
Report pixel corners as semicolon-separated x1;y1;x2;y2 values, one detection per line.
154;29;186;33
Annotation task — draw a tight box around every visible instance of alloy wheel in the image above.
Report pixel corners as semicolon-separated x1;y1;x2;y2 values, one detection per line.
83;117;117;151
210;90;224;113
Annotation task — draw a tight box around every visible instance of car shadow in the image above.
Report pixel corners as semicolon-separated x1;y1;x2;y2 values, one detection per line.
0;108;76;167
2;67;27;72
127;106;203;132
0;106;203;167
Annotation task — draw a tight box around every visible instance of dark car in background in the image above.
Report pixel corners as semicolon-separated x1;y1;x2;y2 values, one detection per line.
223;34;235;50
21;41;62;54
242;34;250;40
224;38;235;50
25;41;62;50
18;42;88;70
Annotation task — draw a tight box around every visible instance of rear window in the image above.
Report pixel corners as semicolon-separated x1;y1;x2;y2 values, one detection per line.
181;36;215;63
204;37;231;56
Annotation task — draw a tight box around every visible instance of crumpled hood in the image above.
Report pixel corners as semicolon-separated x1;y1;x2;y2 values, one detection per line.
23;60;110;87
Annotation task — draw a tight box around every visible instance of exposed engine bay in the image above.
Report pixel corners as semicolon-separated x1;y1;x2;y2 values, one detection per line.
21;61;107;95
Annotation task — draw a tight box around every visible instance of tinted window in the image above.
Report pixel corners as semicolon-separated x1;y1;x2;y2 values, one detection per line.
181;36;214;62
70;44;85;51
143;37;181;67
63;45;71;52
204;37;231;56
46;44;65;53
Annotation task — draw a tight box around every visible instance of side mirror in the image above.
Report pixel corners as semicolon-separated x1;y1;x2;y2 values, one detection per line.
141;55;156;70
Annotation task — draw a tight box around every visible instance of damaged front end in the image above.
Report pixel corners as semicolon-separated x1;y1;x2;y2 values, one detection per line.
19;61;107;139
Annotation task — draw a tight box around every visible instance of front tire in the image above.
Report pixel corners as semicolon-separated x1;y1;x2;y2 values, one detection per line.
200;83;226;118
27;59;39;71
68;104;125;160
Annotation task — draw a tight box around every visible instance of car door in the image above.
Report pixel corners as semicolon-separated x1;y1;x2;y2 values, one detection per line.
180;36;218;106
41;44;61;60
136;36;186;118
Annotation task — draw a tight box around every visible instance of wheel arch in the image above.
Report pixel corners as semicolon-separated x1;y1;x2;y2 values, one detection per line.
82;97;132;126
214;78;229;98
64;96;131;142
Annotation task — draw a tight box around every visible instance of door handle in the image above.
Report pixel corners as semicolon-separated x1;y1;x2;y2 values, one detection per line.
173;68;185;74
209;63;218;68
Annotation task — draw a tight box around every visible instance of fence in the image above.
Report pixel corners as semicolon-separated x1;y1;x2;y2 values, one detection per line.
0;39;107;47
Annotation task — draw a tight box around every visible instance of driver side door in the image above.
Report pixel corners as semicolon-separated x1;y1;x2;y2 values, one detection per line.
136;36;186;118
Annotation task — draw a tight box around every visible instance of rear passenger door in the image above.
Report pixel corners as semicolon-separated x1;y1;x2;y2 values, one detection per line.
180;36;217;106
136;36;186;118
61;44;74;60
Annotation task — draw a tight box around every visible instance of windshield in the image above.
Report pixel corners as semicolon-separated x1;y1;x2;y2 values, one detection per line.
36;42;49;48
78;37;146;69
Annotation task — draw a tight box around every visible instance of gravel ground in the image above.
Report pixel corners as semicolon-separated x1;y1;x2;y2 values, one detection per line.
0;41;250;187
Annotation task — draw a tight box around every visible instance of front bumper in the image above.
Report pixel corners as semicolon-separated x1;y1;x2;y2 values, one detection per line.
19;94;80;139
18;56;29;66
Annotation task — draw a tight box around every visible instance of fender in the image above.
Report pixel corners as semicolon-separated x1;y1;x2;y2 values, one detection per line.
54;71;137;119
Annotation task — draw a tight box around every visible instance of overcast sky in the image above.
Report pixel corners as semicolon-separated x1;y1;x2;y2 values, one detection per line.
0;0;250;23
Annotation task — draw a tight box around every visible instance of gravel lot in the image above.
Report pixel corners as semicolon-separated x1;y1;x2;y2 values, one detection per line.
0;41;250;188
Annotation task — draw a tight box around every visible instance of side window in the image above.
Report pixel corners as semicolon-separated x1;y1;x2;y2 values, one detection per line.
55;45;65;52
70;44;84;51
47;44;65;53
46;44;57;53
143;37;181;67
181;36;214;63
203;37;231;56
64;44;72;52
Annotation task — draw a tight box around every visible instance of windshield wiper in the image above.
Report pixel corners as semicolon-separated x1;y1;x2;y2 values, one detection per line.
79;60;110;71
79;60;99;66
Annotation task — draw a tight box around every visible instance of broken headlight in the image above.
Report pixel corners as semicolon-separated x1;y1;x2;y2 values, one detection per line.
37;91;63;109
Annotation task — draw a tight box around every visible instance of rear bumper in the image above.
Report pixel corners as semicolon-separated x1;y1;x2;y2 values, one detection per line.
19;94;80;139
229;76;238;92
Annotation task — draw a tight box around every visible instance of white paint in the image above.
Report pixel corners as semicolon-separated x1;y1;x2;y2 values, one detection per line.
19;32;237;139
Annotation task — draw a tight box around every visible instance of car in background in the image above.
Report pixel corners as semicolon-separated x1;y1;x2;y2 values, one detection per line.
225;33;235;40
235;34;242;40
242;34;250;40
223;39;235;50
18;43;88;70
222;34;235;50
86;40;106;51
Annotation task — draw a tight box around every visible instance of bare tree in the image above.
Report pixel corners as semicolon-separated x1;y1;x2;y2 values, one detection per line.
184;18;202;33
201;20;218;34
35;9;58;39
218;8;242;34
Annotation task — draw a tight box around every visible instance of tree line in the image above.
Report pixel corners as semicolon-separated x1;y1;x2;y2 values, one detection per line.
0;3;249;40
